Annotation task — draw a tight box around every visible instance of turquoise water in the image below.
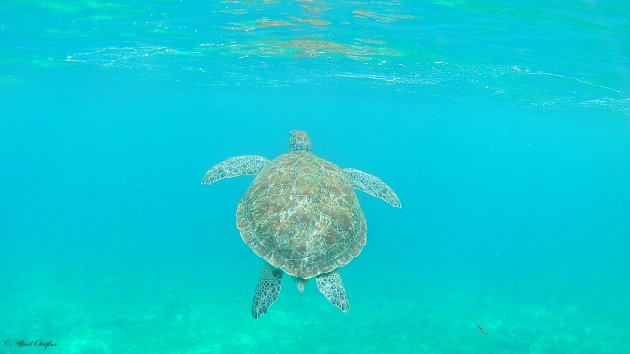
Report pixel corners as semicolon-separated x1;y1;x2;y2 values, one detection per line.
1;1;629;353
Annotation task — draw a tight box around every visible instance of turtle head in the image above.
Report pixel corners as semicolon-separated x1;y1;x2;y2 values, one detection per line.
289;130;312;152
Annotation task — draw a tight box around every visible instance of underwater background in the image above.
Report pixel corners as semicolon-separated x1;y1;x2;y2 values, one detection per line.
1;1;629;353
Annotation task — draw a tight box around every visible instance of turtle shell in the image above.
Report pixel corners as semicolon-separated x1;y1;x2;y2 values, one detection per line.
236;151;366;279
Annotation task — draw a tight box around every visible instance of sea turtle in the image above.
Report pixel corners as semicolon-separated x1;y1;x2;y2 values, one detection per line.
202;130;400;318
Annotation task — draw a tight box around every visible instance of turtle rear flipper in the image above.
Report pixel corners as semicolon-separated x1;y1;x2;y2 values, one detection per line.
316;270;350;312
344;168;401;208
252;262;283;319
202;155;270;185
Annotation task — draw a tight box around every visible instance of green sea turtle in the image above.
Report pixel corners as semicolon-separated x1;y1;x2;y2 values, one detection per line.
202;130;400;318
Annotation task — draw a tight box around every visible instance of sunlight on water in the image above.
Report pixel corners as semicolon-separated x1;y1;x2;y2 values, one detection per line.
1;0;627;112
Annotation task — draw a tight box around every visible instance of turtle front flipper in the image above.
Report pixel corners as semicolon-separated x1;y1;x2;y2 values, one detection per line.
252;262;283;319
201;155;270;185
315;270;350;312
343;168;401;208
